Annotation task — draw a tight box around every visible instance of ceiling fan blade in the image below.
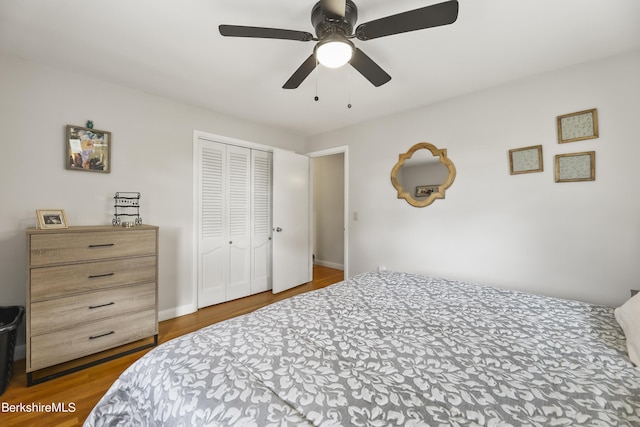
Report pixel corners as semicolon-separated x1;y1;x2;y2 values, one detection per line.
320;0;346;17
219;25;314;42
355;0;458;41
349;48;391;87
283;54;317;89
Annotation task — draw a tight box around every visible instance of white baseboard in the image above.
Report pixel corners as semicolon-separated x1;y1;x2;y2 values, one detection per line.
159;303;197;322
314;259;344;270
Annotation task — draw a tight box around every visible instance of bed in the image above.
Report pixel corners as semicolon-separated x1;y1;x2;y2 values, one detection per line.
84;271;640;426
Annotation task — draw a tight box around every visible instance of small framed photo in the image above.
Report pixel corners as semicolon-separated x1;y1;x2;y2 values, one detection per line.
415;185;439;198
66;125;111;173
36;209;69;229
509;145;543;175
557;108;598;143
555;151;595;183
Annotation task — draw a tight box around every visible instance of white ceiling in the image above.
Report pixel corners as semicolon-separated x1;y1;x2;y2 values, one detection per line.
1;0;639;138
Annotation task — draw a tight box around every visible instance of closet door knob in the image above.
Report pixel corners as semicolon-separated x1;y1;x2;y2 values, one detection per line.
274;227;283;232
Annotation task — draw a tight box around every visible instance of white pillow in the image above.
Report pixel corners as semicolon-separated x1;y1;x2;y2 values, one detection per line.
615;293;640;366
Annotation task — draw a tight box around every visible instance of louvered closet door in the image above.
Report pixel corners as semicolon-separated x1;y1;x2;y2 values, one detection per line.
251;150;272;293
198;141;226;308
197;139;258;308
226;145;251;301
196;138;272;308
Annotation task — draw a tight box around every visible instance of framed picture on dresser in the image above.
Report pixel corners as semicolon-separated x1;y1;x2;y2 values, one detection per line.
36;209;68;229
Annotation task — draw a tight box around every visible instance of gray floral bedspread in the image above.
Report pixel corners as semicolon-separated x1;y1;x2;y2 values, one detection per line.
85;271;640;426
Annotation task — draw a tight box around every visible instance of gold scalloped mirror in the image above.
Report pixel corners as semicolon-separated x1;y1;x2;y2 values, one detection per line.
391;142;456;207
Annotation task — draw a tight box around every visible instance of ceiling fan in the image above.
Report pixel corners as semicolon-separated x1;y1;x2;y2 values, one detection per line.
219;0;459;89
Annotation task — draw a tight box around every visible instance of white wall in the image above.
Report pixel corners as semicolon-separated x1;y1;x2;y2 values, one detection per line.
307;50;640;308
0;53;303;353
3;47;638;358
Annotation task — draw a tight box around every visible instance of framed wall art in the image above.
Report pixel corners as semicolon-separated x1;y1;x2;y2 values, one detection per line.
557;108;598;143
555;151;595;183
66;124;111;173
509;145;543;175
36;209;69;229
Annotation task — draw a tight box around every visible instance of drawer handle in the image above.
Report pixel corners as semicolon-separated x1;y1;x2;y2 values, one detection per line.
88;273;115;279
88;243;115;248
89;331;114;340
88;302;115;309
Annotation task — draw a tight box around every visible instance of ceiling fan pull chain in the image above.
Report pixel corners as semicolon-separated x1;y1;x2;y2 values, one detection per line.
314;58;320;102
347;67;352;109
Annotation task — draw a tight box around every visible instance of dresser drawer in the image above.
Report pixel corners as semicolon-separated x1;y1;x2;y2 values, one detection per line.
30;256;156;302
30;309;157;371
30;229;157;266
30;282;156;336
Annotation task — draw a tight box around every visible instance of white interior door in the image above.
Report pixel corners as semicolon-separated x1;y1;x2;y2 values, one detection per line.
272;149;311;293
251;149;272;294
196;140;252;307
225;145;251;301
197;140;226;308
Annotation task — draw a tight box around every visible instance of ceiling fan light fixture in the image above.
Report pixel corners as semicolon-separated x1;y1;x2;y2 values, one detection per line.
315;37;354;68
220;0;459;89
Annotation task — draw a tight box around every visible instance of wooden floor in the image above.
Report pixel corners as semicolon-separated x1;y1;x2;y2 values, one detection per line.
1;265;344;427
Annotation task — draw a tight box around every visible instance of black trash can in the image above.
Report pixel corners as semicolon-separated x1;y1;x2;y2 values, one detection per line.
0;306;25;396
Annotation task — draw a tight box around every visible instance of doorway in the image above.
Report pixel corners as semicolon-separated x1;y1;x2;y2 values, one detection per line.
308;146;348;281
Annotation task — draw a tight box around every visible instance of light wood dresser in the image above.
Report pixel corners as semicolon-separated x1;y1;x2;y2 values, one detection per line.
26;225;158;385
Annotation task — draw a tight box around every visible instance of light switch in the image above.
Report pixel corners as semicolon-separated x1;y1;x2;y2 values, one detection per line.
353;211;358;221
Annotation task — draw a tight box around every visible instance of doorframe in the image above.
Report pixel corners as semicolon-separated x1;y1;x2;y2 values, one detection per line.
192;130;279;311
306;145;349;280
192;131;349;310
